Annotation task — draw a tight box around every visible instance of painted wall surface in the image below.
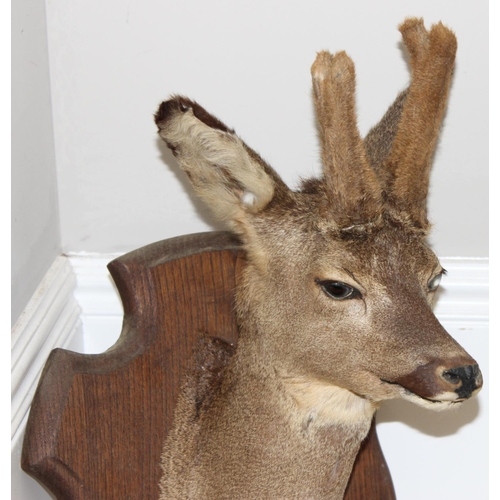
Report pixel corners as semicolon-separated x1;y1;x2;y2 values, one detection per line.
12;0;61;325
45;0;488;257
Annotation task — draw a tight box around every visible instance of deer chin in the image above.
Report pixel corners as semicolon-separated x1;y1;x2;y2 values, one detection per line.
381;379;467;411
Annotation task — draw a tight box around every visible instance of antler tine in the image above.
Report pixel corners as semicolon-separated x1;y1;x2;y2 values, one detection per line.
311;51;382;230
383;18;457;229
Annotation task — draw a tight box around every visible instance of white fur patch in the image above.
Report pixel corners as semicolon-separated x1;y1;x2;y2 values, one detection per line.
283;378;377;427
241;190;257;207
395;385;464;412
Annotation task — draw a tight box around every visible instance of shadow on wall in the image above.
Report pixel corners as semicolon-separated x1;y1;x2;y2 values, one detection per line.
377;396;480;437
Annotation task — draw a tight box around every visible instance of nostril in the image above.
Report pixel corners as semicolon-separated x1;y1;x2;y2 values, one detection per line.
442;370;461;385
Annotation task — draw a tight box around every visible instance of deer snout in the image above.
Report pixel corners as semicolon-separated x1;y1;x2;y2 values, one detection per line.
440;364;483;400
390;358;483;404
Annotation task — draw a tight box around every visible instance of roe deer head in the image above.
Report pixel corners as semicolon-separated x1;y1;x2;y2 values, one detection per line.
155;18;482;500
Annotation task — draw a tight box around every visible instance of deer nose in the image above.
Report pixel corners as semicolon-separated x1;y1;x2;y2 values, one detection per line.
440;364;483;399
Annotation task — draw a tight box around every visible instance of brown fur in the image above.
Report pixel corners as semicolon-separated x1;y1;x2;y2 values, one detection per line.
384;19;458;228
155;18;482;500
311;50;384;228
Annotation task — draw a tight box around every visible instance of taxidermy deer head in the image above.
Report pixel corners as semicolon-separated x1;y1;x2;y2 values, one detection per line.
154;18;482;500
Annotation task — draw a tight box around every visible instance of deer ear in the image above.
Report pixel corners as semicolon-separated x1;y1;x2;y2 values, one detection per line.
155;97;286;227
363;88;408;190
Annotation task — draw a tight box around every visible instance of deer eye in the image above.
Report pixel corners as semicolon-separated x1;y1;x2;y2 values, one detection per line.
428;272;444;292
316;280;361;300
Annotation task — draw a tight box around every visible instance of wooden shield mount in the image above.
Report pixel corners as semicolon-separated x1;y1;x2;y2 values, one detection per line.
21;231;396;499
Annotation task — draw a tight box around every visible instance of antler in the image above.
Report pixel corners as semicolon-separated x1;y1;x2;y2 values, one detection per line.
311;51;383;230
382;18;457;229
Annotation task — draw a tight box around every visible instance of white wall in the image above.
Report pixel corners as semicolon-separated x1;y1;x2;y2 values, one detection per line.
45;0;488;257
12;0;61;325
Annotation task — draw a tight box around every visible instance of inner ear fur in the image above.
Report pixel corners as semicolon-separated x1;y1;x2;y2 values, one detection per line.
155;97;289;227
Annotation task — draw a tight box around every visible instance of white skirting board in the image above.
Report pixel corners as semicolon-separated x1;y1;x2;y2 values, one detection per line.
11;256;83;500
11;253;489;500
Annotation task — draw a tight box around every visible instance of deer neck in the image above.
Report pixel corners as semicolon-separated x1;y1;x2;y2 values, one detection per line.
220;334;377;498
232;340;377;434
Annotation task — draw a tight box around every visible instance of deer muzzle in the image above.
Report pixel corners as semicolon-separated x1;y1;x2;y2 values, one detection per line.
388;357;483;403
